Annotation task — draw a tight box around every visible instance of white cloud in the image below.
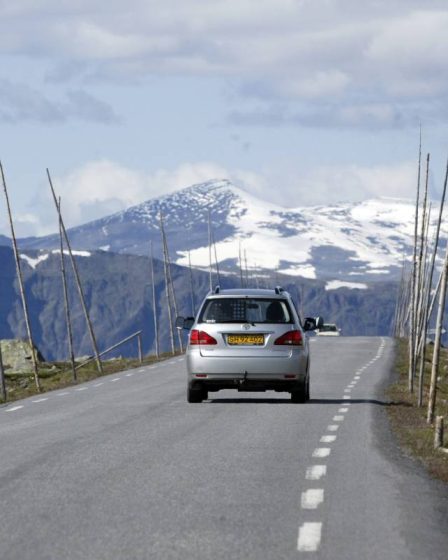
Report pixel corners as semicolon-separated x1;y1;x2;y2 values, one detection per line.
0;2;447;128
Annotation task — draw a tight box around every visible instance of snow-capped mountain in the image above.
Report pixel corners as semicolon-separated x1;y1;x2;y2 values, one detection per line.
16;179;428;281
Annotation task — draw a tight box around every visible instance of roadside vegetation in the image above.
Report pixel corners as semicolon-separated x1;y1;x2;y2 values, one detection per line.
388;338;448;482
0;351;182;405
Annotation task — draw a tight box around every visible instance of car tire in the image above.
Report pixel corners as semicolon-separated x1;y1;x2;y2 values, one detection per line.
291;381;307;403
187;384;206;403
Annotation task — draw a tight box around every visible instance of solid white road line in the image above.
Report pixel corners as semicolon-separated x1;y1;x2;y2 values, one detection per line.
312;448;331;458
301;489;324;509
5;405;24;412
297;522;322;552
306;465;327;480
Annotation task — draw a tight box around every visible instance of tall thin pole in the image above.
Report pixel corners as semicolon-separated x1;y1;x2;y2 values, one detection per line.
427;243;448;424
0;342;6;402
239;241;244;288
188;249;195;316
161;223;183;352
208;210;213;291
58;198;76;382
160;212;175;355
409;130;422;393
0;161;41;391
212;230;221;286
149;241;159;359
47;169;103;373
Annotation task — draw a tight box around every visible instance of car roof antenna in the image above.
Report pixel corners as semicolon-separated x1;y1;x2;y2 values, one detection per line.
275;286;284;295
214;285;220;294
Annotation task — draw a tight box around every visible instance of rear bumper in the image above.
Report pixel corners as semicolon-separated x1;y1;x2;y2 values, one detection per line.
189;377;306;393
186;349;308;382
186;349;308;379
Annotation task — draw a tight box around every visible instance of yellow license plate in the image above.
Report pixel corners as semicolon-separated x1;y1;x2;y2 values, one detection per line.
227;334;264;346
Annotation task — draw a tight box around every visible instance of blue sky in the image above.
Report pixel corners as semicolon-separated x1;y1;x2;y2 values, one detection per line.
1;0;448;236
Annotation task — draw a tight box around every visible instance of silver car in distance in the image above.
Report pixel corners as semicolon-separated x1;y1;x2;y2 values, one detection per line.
176;287;321;403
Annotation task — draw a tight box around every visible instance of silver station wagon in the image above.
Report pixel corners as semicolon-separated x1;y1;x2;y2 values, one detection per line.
176;287;321;403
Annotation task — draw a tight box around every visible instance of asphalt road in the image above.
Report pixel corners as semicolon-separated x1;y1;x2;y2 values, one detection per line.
1;336;448;560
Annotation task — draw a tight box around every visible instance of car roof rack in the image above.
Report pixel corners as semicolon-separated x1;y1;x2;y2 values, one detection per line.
274;286;284;295
214;285;220;294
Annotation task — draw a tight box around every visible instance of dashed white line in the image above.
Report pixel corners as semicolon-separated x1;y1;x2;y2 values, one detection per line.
110;378;121;382
75;387;88;392
306;465;327;480
327;424;339;432
297;522;322;552
5;405;24;412
126;373;134;377
343;395;351;400
312;448;331;458
333;415;344;421
58;392;70;396
338;407;349;413
93;382;104;387
32;398;48;403
320;435;337;443
301;489;324;509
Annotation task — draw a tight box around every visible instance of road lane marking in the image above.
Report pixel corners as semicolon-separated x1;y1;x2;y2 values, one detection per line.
297;522;322;552
343;395;351;400
126;373;134;377
75;387;88;391
320;435;336;443
301;489;324;509
93;383;104;387
58;392;70;396
338;407;349;412
32;398;48;403
306;465;327;480
333;415;344;421
110;378;121;382
312;448;331;458
5;405;24;412
327;424;339;431
344;388;351;393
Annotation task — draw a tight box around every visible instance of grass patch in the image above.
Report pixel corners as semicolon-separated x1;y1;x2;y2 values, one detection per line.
387;339;448;482
0;351;182;404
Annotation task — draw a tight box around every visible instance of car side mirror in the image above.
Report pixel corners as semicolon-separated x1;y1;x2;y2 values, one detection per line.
303;318;316;332
303;316;324;331
175;316;195;330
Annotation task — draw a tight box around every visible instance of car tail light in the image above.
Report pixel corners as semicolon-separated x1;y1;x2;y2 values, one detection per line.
274;330;303;346
189;329;217;345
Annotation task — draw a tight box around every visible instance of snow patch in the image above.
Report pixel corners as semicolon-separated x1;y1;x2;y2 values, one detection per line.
325;280;368;291
19;253;49;269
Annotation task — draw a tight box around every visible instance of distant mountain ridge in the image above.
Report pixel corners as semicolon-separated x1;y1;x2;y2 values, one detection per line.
13;179;431;281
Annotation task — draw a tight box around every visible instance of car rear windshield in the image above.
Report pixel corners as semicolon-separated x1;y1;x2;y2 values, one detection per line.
198;298;294;324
